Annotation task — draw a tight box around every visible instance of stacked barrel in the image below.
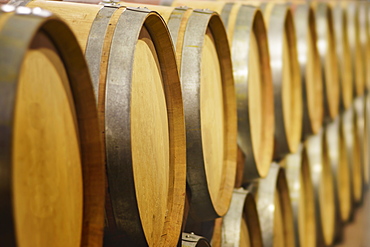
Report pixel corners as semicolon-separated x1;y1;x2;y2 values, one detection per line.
0;0;368;246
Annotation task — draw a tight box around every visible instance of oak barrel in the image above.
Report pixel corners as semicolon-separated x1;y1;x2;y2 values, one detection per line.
330;2;353;110
306;130;336;246
325;117;353;223
291;2;323;139
345;2;366;96
282;144;316;247
313;2;340;121
342;105;364;205
14;1;187;245
0;5;105;247
258;2;303;160
254;163;295;247
126;3;237;221
169;0;274;183
220;188;263;247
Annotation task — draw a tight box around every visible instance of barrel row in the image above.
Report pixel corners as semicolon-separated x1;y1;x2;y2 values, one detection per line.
0;0;369;246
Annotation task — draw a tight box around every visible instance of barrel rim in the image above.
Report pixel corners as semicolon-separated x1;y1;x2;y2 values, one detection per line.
0;7;105;246
103;8;186;246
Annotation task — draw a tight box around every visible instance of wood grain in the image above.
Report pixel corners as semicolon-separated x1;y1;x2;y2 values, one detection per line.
13;36;82;247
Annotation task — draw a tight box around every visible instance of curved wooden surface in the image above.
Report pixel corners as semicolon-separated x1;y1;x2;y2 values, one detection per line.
313;2;339;121
25;1;187;246
342;106;364;205
291;3;323;139
331;2;353;110
283;144;316;247
121;2;237;221
0;5;105;247
325;117;353;224
171;0;274;181
220;188;263;247
261;2;302;160
353;97;367;187
306;130;336;246
255;163;295;247
365;95;370;187
345;2;366;97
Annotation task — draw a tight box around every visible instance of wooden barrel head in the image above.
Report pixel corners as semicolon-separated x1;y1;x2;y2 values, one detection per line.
354;97;366;190
255;163;295;247
220;188;263;247
167;8;236;220
283;144;316;247
172;0;274;184
306;130;336;246
23;2;187;245
261;3;302;159
130;25;171;247
313;2;340;120
292;3;323;138
331;2;353;110
342;107;363;205
0;5;105;246
325;117;352;223
13;32;83;247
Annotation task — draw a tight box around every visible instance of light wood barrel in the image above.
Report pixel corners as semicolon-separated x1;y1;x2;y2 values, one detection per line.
112;2;237;224
365;94;370;187
354;96;367;187
345;2;366;97
0;5;105;246
120;2;237;221
306;130;336;246
16;1;187;245
170;0;274;182
324;117;351;244
291;3;323;139
220;188;263;247
342;104;364;205
312;2;339;121
325;117;353;224
330;2;353;110
259;2;302;160
282;144;316;247
254;163;295;247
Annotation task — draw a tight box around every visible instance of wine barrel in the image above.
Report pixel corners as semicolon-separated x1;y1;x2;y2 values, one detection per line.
182;233;211;247
13;1;187;246
313;2;339;121
306;130;336;246
345;2;366;97
131;3;237;221
258;2;302;160
342;105;364;205
0;4;105;247
354;96;367;187
324;117;353;224
282;144;316;247
169;0;274;182
291;3;323;139
330;2;353;110
254;163;295;247
220;188;263;247
365;94;370;186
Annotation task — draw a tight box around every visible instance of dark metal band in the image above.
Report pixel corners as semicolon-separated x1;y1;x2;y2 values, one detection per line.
85;5;117;99
167;6;188;46
306;130;335;246
260;3;291;159
181;233;211;247
0;5;104;247
255;163;294;247
294;4;317;138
